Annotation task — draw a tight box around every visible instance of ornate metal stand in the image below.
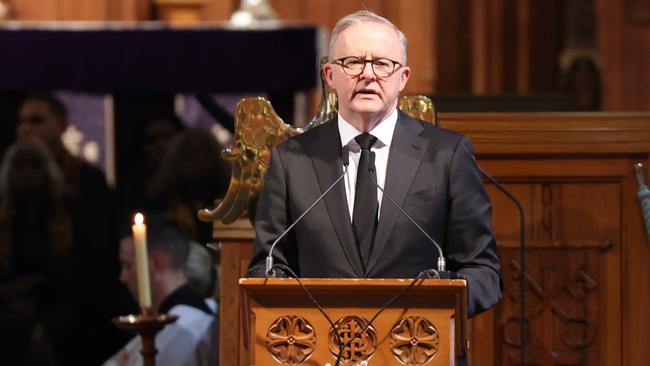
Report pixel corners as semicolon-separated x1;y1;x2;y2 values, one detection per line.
112;309;178;366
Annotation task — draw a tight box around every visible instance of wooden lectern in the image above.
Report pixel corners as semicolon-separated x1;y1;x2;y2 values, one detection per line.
240;278;468;366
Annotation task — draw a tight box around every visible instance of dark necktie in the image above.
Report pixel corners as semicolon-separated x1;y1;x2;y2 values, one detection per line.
353;133;378;269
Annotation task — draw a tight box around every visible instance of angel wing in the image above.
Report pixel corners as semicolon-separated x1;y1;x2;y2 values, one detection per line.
198;97;301;224
398;95;437;125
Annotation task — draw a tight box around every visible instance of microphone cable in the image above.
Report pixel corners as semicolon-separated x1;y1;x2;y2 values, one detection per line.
368;152;448;274
271;263;426;366
479;167;526;366
270;263;346;365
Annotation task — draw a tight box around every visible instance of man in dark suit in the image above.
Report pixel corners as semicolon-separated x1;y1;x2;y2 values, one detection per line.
248;10;501;317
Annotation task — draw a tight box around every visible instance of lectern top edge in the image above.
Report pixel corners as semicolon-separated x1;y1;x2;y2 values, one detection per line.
239;277;468;288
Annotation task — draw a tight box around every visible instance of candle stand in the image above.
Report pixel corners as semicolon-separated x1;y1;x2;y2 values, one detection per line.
112;309;178;366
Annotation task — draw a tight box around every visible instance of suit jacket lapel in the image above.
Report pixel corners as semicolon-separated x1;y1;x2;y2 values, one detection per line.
365;112;428;275
306;121;364;276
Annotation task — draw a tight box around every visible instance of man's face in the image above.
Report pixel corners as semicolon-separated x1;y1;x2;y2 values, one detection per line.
16;99;66;149
324;21;410;125
119;237;138;300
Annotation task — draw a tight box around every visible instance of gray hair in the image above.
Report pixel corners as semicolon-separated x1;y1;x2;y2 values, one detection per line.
328;10;408;64
186;241;216;298
0;138;66;203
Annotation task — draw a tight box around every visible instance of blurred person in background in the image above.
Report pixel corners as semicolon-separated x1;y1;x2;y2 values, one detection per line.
16;92;114;230
149;127;230;245
0;138;68;365
118;110;185;222
0;137;127;364
12;92;128;363
16;92;115;276
106;218;217;366
186;241;218;307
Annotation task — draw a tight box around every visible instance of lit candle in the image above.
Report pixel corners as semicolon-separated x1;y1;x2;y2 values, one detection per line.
132;213;152;309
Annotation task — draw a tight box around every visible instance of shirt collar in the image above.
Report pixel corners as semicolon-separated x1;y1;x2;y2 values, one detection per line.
158;283;213;315
338;109;398;150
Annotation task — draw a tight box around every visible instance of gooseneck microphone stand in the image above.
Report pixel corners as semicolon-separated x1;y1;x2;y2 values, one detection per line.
480;167;526;366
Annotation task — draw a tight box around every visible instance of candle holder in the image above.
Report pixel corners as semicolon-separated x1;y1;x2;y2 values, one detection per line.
112;309;178;366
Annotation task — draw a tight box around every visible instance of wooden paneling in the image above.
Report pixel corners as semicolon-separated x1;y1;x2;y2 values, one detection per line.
470;0;491;94
439;112;650;154
200;0;235;21
620;165;650;366
394;1;435;95
56;0;106;20
486;179;621;366
515;0;531;93
113;0;152;21
13;0;58;20
559;183;621;241
12;0;151;20
473;159;626;366
213;220;254;366
499;242;610;365
441;112;650;366
596;0;650;111
528;0;564;92
625;0;650;23
435;0;471;92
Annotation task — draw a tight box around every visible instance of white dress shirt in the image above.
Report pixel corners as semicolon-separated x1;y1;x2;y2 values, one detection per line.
338;109;398;221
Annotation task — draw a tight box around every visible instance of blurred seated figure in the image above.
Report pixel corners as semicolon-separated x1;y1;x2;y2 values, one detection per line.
16;92;114;252
105;218;218;366
118;111;185;221
186;241;218;306
12;93;127;363
0;138;74;365
149;127;230;244
15;91;116;287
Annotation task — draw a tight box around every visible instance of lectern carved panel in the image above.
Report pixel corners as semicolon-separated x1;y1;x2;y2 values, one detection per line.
390;316;440;365
266;315;316;364
328;316;377;364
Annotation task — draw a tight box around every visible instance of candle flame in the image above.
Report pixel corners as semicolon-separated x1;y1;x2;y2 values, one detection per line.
134;213;144;225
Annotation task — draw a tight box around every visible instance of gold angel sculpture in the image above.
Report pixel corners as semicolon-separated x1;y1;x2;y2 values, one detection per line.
199;65;436;225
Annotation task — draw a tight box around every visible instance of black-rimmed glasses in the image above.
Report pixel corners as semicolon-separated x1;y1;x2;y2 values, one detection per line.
332;56;403;78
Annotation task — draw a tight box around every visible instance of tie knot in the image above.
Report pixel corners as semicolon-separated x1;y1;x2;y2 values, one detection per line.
355;133;378;151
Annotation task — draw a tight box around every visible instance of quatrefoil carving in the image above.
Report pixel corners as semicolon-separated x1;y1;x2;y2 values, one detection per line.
390;316;440;365
266;315;316;364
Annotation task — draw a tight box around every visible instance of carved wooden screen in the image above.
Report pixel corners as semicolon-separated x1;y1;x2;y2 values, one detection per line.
443;113;650;366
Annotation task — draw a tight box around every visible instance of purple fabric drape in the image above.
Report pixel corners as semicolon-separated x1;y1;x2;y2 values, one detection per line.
0;26;318;93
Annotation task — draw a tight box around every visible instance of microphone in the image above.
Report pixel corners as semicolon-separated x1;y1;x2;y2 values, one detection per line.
478;166;525;366
265;146;350;276
367;153;448;275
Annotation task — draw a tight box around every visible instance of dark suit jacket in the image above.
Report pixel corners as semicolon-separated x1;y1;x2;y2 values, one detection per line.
248;111;502;316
